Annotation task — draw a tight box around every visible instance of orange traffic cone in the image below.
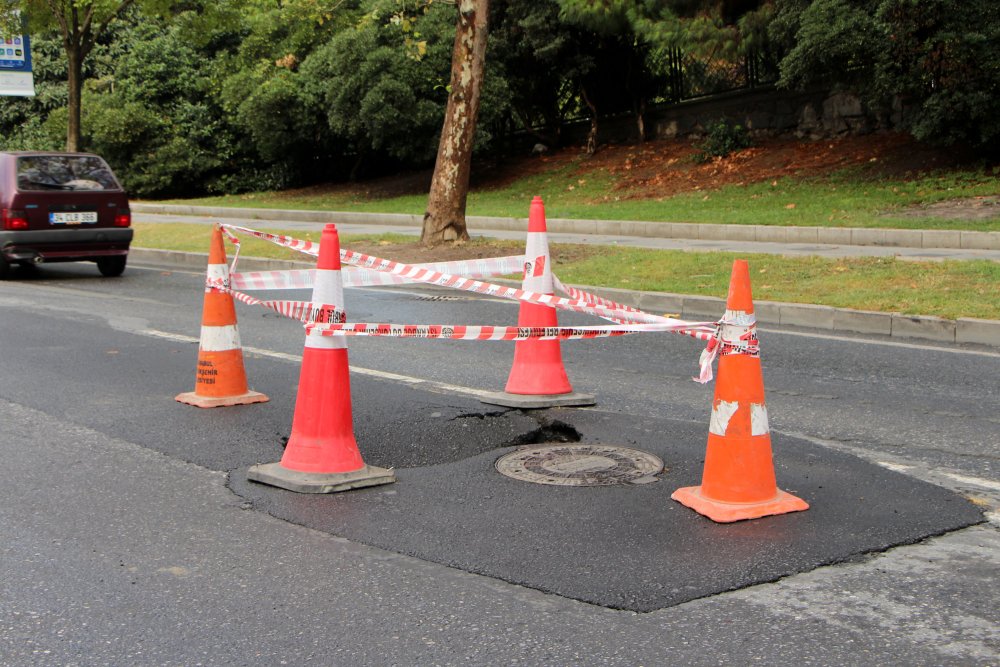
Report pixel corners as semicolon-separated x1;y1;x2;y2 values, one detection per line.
671;259;809;522
481;196;594;409
247;224;394;494
176;225;269;408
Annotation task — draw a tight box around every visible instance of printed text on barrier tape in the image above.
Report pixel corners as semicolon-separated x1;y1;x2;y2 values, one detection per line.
304;322;675;341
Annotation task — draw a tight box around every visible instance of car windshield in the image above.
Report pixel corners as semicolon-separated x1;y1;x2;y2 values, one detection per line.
16;155;121;192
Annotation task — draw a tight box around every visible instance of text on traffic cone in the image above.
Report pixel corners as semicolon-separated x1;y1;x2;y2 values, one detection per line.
175;225;268;408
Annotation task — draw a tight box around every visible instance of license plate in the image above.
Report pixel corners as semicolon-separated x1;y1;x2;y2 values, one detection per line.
50;211;98;225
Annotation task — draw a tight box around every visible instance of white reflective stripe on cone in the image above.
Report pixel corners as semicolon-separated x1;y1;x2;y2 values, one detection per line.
709;400;739;436
750;403;770;436
306;268;346;350
199;324;241;352
306;331;346;349
206;264;229;282
521;233;553;293
708;400;770;437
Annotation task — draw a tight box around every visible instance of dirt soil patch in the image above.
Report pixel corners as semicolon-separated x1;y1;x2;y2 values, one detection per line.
888;195;1000;219
481;132;967;201
279;132;991;264
284;132;970;204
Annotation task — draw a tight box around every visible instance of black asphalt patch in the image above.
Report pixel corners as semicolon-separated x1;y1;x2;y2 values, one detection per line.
232;407;984;612
3;311;983;612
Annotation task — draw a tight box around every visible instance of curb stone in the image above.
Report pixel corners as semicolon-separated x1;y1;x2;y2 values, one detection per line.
129;248;1000;349
131;203;1000;251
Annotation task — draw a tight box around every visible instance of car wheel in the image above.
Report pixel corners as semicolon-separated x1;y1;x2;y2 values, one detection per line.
97;256;127;277
0;255;9;280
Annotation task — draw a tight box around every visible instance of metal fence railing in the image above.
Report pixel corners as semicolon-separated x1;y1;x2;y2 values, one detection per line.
658;47;779;104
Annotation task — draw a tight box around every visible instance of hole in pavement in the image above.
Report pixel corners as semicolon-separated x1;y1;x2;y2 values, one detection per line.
507;417;582;447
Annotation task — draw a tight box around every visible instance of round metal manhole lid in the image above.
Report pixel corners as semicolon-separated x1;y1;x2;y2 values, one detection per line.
495;444;664;487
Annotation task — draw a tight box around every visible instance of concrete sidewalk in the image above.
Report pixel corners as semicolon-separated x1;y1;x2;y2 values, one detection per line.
133;202;1000;258
130;203;1000;348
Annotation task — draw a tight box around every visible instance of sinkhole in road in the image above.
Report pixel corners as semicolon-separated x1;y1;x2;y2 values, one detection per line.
506;416;581;446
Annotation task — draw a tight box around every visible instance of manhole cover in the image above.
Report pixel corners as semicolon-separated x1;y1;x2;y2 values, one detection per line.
495;444;664;487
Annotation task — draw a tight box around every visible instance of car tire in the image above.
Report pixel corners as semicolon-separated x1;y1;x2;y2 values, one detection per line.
0;255;9;280
97;256;127;277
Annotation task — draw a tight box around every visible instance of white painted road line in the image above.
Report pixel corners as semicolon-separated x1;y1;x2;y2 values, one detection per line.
143;328;497;400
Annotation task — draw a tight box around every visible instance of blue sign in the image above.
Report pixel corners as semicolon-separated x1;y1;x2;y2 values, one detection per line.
0;32;35;96
0;33;30;68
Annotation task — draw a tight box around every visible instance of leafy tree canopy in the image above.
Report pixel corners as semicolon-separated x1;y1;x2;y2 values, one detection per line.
772;0;1000;151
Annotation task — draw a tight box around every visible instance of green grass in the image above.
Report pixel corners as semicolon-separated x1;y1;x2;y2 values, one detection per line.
154;165;1000;231
135;222;423;261
554;247;1000;321
133;222;1000;320
139;157;1000;320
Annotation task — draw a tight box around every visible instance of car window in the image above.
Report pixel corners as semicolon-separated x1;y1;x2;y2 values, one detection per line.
16;155;120;191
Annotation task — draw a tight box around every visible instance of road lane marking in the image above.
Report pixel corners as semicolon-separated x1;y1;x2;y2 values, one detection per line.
143;328;498;400
128;263;1000;359
5;267;999;360
876;461;915;473
0;279;178;307
940;473;1000;492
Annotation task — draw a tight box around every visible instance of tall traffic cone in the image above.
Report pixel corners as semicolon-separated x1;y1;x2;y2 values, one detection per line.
176;225;269;408
481;196;595;409
247;224;395;494
671;259;809;522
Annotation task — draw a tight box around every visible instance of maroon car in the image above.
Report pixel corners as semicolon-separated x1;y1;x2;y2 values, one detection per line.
0;151;132;278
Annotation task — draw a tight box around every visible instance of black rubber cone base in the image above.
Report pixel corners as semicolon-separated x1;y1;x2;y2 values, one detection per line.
479;390;595;409
247;463;395;494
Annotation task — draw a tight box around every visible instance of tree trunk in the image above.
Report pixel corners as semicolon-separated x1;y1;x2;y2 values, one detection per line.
66;46;82;152
636;98;646;143
581;86;598;156
421;0;489;246
54;1;132;153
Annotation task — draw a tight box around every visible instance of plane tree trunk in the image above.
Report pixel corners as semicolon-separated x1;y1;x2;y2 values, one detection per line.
421;0;488;246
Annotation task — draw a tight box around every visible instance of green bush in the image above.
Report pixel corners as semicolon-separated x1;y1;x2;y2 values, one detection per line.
772;0;1000;154
694;120;752;162
82;22;231;197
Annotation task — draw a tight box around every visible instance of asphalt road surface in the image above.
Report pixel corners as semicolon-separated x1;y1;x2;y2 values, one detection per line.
1;258;998;666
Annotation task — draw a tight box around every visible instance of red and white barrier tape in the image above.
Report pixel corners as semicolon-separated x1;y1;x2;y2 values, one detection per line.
305;322;640;341
718;309;760;357
338;245;716;339
229;255;526;291
552;275;647;324
221;223;699;331
216;224;725;381
222;291;338;324
220;225;317;272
